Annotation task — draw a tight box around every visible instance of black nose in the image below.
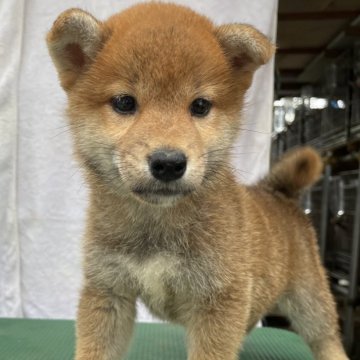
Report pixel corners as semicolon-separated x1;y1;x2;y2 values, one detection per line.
149;150;187;182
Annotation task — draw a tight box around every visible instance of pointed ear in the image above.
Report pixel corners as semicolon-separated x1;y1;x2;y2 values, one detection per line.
46;8;108;91
215;24;275;73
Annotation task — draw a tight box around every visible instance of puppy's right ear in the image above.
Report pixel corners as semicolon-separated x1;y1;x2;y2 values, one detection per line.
46;8;107;91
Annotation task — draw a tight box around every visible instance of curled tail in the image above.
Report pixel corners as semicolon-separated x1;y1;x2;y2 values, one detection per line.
261;146;323;199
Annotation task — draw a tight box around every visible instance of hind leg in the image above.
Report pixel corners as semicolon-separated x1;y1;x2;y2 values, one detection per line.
277;272;348;360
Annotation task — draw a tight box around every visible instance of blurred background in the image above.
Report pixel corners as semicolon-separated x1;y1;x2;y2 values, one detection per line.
271;0;360;357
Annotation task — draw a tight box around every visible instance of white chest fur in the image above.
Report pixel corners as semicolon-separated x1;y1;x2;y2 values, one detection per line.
122;254;180;302
89;250;180;301
87;246;225;319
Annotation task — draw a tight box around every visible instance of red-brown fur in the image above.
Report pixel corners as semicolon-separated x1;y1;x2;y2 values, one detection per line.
47;3;348;360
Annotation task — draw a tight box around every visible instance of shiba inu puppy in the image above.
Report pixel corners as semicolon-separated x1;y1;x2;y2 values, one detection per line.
47;3;349;360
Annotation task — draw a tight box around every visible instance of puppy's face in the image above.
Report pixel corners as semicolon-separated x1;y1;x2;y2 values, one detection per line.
47;4;274;206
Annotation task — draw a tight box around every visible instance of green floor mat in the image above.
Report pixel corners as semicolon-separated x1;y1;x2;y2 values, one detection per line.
0;318;314;359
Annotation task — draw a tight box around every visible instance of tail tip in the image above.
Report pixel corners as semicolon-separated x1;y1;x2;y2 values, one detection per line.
291;146;323;188
266;146;323;198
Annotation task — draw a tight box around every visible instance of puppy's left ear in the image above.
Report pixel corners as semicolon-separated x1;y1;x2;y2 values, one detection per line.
215;24;275;74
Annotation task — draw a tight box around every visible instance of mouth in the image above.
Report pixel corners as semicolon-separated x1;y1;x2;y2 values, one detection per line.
131;185;194;204
132;187;193;197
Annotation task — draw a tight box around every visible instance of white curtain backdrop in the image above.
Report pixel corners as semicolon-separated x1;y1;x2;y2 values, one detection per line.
0;0;277;321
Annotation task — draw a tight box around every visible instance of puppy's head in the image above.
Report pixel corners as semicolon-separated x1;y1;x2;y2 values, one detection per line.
47;3;274;206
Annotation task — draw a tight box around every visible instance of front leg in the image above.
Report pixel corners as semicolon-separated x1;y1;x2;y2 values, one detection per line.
186;294;250;360
75;286;136;360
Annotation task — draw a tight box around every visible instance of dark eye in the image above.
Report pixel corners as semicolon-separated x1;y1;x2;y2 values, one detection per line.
190;98;212;117
111;95;137;114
